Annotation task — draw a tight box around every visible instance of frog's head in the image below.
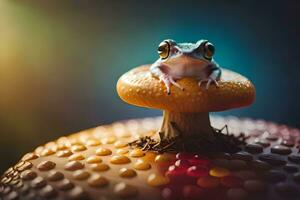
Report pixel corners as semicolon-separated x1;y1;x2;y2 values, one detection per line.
156;39;216;66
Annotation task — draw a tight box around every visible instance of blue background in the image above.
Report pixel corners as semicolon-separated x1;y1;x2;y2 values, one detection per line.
0;0;299;172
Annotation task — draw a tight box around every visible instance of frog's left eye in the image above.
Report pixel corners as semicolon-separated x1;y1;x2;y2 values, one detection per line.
203;42;215;60
157;41;170;59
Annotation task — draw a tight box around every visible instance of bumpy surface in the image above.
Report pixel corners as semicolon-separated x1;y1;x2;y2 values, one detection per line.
117;65;255;112
1;116;300;200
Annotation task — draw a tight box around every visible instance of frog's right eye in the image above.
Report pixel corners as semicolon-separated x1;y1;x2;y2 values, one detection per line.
203;42;215;60
157;41;170;59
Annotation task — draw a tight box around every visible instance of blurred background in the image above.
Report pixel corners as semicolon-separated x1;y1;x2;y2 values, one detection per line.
0;0;299;173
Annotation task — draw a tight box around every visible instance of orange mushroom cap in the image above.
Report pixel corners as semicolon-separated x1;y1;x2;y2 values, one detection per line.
117;65;255;113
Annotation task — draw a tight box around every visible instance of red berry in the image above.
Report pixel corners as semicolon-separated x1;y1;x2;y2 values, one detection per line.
187;165;209;178
175;159;191;168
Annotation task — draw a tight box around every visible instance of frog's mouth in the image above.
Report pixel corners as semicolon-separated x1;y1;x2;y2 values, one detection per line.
162;54;213;69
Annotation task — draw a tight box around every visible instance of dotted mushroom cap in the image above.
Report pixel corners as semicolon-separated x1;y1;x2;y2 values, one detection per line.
117;65;255;112
1;116;300;200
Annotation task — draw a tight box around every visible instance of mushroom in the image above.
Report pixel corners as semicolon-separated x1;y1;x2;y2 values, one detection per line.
1;116;300;200
117;65;255;150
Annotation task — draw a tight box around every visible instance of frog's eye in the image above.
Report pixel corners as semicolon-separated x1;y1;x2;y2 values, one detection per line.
157;41;170;59
203;42;215;60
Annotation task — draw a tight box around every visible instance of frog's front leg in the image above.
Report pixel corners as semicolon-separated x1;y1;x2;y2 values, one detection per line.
150;64;184;95
198;67;221;89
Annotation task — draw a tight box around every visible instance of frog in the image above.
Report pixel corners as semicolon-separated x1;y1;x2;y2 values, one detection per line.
150;39;221;94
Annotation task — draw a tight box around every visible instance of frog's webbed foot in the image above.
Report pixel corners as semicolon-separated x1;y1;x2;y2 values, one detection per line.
198;77;219;90
159;74;184;95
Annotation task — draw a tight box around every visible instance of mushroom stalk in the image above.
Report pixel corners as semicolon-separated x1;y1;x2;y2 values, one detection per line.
158;110;215;142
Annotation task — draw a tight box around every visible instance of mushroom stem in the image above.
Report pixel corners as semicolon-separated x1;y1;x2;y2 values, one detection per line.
158;110;215;142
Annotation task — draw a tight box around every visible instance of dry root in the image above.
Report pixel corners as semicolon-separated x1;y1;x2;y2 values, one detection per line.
129;125;248;154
